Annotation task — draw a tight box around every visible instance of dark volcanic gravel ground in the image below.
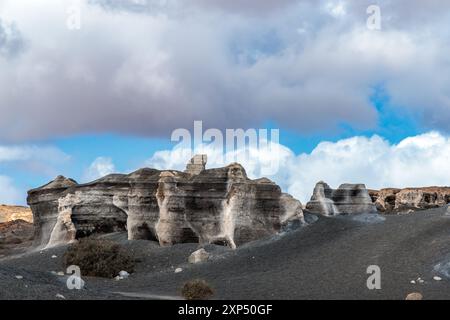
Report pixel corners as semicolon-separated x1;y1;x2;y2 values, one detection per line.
1;207;450;300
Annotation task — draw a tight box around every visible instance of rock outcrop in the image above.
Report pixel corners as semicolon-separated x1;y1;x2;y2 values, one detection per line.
185;154;207;175
0;205;33;224
305;181;376;216
370;187;450;213
27;155;304;248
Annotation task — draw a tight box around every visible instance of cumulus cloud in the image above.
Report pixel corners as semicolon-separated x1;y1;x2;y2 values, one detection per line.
145;131;450;203
82;157;116;181
0;0;450;142
0;175;21;205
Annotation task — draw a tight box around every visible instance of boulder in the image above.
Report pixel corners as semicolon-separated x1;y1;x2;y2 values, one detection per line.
188;248;210;264
306;181;376;216
405;292;423;300
27;155;305;248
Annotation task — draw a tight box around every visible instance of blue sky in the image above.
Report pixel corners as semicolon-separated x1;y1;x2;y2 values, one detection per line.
1;0;450;204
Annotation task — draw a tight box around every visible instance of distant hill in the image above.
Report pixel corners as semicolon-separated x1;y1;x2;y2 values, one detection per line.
0;205;33;224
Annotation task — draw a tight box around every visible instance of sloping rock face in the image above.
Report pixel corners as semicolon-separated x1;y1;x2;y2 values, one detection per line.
370;187;450;213
0;219;34;257
27;157;304;249
306;181;376;216
0;205;33;224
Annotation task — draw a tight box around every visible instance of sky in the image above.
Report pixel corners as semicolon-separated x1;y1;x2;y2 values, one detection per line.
0;0;450;205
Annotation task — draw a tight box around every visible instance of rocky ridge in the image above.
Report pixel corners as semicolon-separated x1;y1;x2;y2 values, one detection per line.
369;187;450;213
305;181;376;216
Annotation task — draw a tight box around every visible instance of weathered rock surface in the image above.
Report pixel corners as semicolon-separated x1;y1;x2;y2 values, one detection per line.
0;205;33;223
305;181;376;216
27;156;304;248
370;187;450;213
185;154;207;175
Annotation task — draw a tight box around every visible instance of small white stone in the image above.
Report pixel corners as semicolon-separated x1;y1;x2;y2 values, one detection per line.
51;255;57;259
433;276;442;281
410;280;416;284
175;268;183;273
118;271;129;279
55;294;66;300
15;275;23;280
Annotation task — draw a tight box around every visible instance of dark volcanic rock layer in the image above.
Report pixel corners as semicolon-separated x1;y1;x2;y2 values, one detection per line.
306;181;377;216
27;158;304;249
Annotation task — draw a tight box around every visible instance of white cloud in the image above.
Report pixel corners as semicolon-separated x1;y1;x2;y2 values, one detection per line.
82;157;116;182
0;144;70;204
0;175;21;205
145;131;450;203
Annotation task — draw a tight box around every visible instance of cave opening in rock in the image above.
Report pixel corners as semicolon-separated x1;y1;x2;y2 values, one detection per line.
385;195;396;209
137;222;158;242
211;239;232;247
180;227;200;243
72;205;128;239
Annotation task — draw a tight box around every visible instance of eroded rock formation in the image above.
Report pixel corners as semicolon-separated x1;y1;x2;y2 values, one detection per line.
305;181;376;216
27;156;304;248
370;187;450;213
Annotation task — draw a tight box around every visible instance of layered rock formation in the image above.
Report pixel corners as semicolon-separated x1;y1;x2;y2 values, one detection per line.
305;181;376;216
0;205;33;224
27;156;304;249
370;187;450;213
